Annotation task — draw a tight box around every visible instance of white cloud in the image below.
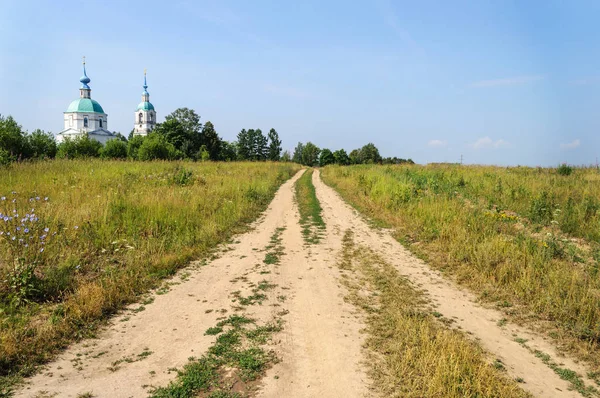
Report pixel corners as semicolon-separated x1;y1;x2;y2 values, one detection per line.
471;137;511;150
428;139;447;147
470;75;545;88
560;139;581;150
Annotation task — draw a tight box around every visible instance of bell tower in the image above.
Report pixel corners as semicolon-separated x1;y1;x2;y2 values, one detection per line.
133;69;156;136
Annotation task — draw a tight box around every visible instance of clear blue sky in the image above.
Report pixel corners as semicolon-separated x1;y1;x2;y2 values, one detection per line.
1;0;599;166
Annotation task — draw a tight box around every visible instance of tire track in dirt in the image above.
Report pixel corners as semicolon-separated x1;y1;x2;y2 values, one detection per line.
313;169;596;398
16;169;370;398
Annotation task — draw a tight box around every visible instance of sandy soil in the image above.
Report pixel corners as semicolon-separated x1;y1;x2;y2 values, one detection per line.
16;168;596;398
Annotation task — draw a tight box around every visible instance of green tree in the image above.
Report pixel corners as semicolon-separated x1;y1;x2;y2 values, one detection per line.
292;142;304;164
349;149;361;164
219;141;237;161
200;121;222;160
113;132;128;142
0;115;29;160
27;130;57;159
360;143;382;164
127;135;145;160
333;149;350;165
319;148;334;166
153;119;193;157
100;139;128;159
301;142;320;166
165;108;202;138
137;134;178;161
281;150;291;162
237;129;251;160
267;128;282;161
57;135;102;159
248;129;268;160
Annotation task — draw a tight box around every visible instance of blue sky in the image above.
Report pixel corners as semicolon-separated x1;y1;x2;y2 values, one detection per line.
1;0;599;166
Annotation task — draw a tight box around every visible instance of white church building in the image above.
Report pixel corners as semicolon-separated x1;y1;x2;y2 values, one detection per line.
56;59;158;143
133;70;157;137
56;59;116;144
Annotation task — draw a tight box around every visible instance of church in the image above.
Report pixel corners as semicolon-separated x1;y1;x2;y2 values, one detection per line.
56;59;157;143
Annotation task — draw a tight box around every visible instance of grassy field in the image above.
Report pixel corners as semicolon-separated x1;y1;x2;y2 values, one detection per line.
0;160;299;390
294;169;325;244
322;164;600;374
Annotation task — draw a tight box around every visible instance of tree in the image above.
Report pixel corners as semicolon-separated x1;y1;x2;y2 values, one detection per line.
360;143;382;164
349;149;361;164
237;129;251;160
100;139;128;159
333;149;350;165
27;130;57;159
219;141;237;161
137;134;178;161
127;135;145;160
57;135;102;159
200;121;222;160
0;115;29;159
113;132;128;142
165;108;202;138
153;119;193;157
281;150;291;162
301;142;320;166
292;142;304;164
248;129;268;160
267;128;282;161
319;149;334;167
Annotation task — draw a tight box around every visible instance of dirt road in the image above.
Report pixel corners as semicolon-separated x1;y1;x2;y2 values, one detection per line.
16;169;595;398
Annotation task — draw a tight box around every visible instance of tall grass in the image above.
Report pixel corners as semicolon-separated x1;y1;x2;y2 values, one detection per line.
322;164;600;369
0;159;299;388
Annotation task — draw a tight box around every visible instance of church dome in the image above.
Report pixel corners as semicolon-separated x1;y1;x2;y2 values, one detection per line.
66;98;105;114
137;101;155;111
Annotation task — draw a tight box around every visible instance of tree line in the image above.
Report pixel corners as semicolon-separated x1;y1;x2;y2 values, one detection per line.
0;108;283;164
1;110;414;166
292;141;414;167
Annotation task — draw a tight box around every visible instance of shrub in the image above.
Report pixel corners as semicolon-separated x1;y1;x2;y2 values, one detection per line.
27;130;57;159
57;135;102;159
170;166;194;186
137;134;178;161
100;139;128;159
557;163;573;176
127;135;145;160
0;148;12;166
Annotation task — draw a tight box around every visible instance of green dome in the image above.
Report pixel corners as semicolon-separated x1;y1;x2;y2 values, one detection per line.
66;98;105;114
137;101;155;111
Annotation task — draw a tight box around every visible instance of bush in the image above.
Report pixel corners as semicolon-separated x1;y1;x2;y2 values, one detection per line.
0;148;12;166
57;135;102;159
100;139;128;159
127;135;145;160
137;134;178;161
557;163;573;176
27;129;57;159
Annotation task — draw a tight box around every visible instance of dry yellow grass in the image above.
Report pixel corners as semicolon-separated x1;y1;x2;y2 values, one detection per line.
339;230;530;397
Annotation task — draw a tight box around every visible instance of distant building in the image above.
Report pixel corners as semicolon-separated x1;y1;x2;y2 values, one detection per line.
56;58;116;144
133;70;156;137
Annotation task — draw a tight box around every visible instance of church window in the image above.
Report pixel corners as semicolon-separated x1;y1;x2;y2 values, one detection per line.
84;117;88;128
99;118;103;128
139;113;143;123
69;115;73;127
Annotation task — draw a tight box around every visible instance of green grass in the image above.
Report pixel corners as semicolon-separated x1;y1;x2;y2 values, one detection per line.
0;159;299;392
321;164;600;373
294;169;325;244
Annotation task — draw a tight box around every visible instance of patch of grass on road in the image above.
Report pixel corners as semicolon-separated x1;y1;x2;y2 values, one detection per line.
294;169;325;244
338;230;531;398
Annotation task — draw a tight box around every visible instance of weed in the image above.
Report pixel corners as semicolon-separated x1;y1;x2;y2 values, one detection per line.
295;169;325;244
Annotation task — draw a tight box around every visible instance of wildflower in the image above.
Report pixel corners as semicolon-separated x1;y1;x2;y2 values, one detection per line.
74;226;79;230
44;227;49;232
35;196;40;200
0;196;5;200
40;248;44;253
24;228;29;233
44;197;48;201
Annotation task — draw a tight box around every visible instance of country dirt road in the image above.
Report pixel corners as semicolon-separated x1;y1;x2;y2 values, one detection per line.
16;169;595;397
